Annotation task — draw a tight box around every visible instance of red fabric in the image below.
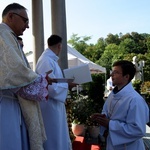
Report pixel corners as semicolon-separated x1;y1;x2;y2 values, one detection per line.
72;136;101;150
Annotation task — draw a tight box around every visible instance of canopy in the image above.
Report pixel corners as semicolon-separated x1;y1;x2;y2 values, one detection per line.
26;45;106;73
67;45;106;73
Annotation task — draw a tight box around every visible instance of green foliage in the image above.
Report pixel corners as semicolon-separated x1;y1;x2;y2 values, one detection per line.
132;80;142;93
69;73;105;126
131;80;150;104
119;32;147;54
119;38;136;54
97;44;119;71
68;33;91;55
92;38;106;62
141;81;150;104
71;95;91;124
105;33;120;45
131;32;147;54
84;74;105;109
146;36;150;52
143;53;150;81
141;81;150;93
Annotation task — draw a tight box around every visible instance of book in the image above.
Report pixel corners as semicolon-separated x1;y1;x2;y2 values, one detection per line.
63;64;92;84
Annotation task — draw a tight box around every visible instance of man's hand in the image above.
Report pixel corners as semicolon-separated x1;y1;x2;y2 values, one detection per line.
68;82;79;90
46;70;57;85
90;113;109;128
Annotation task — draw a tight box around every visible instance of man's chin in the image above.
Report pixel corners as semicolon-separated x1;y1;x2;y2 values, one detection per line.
17;33;23;36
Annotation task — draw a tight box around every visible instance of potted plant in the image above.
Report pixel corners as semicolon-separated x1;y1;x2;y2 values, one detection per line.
70;94;101;137
70;95;88;137
67;73;105;138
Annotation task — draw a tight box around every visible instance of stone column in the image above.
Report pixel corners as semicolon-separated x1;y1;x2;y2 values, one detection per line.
32;0;44;70
51;0;68;69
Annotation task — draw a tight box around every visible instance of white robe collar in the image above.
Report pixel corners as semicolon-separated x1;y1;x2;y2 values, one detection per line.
112;82;134;99
45;48;59;62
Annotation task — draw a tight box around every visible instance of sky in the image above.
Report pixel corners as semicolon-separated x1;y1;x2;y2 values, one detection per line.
0;0;150;53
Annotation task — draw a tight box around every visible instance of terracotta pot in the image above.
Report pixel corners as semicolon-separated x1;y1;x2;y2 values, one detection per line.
71;123;86;137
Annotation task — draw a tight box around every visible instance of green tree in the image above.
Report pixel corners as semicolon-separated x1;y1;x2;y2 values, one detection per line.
68;34;91;55
93;38;107;61
105;33;120;45
84;37;107;62
82;45;95;62
97;44;119;71
146;36;150;53
131;32;147;54
119;38;136;54
120;33;132;41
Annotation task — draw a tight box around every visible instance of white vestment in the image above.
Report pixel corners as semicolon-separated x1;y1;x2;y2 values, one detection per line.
0;23;47;150
36;49;72;150
101;82;149;150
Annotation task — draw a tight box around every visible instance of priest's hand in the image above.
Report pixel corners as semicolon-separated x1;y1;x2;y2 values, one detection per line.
46;70;56;85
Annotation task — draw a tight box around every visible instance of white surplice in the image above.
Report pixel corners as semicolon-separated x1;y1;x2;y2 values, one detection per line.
101;82;149;150
36;49;72;150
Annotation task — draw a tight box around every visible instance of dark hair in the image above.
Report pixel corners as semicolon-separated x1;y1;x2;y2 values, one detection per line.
113;60;136;81
2;3;26;17
47;35;62;46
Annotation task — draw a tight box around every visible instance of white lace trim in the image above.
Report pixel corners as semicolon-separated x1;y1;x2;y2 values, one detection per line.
17;74;48;101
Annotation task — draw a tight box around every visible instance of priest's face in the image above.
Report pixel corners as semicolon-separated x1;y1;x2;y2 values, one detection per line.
7;9;29;36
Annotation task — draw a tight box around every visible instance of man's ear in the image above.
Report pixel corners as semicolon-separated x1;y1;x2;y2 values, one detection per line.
58;43;62;49
125;74;130;80
5;12;13;22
